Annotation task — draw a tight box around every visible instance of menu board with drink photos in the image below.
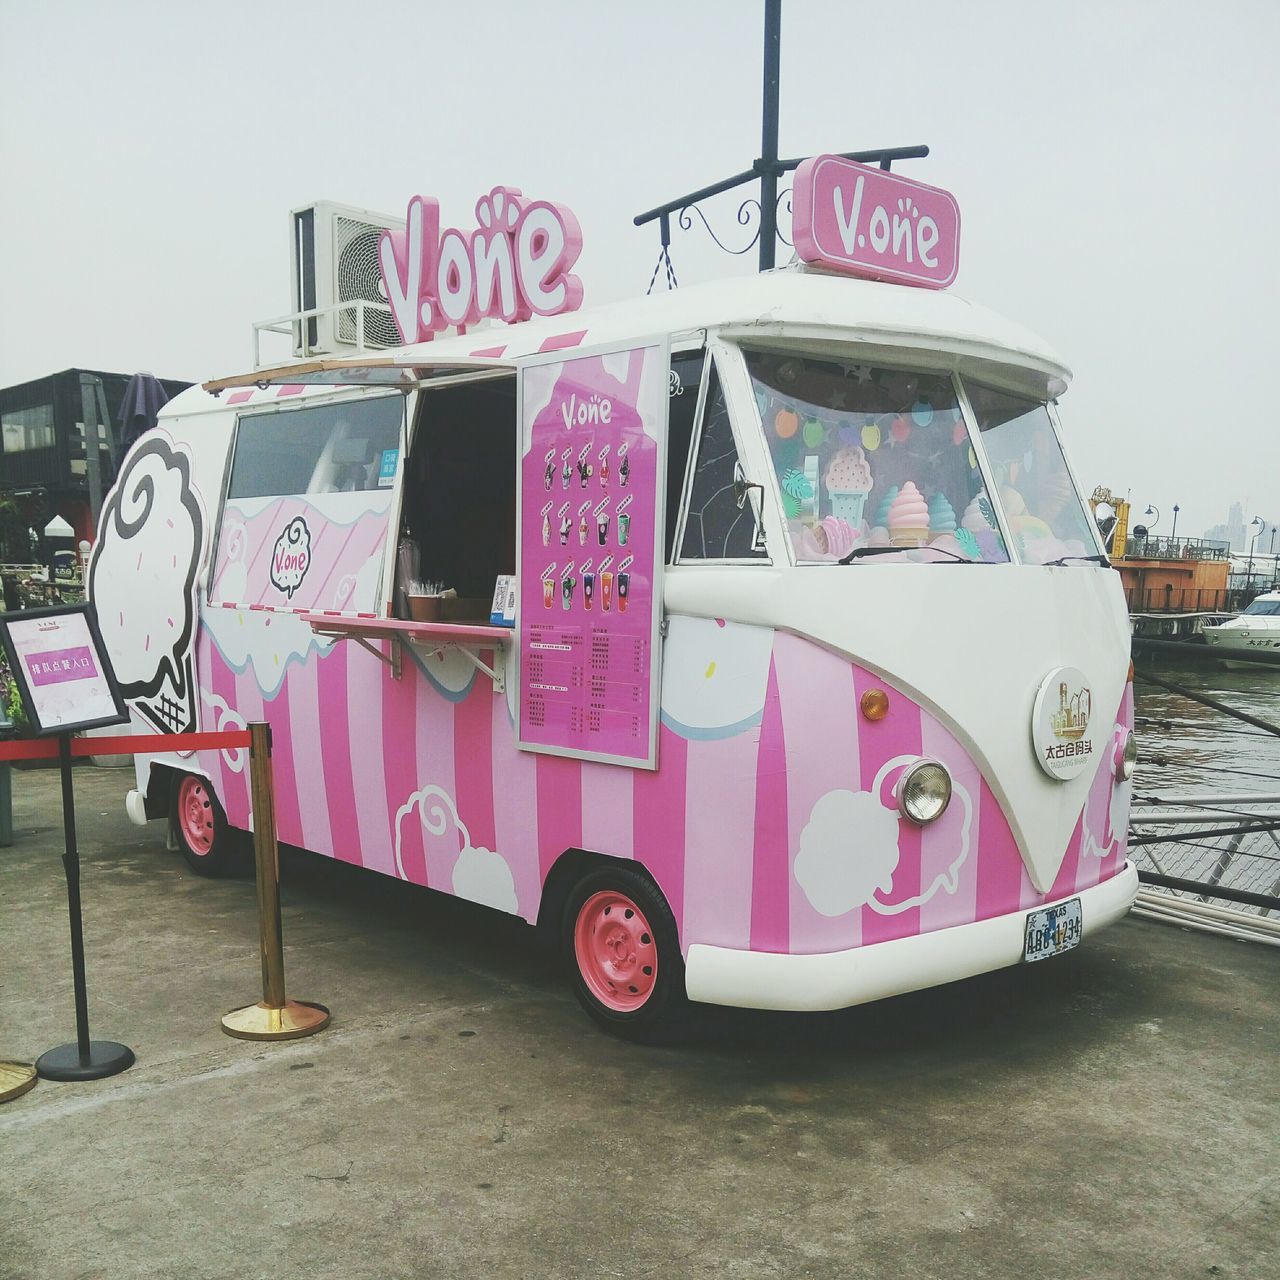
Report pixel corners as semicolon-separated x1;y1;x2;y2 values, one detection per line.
517;342;667;767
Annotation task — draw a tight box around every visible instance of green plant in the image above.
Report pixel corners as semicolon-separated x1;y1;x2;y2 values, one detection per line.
0;653;29;734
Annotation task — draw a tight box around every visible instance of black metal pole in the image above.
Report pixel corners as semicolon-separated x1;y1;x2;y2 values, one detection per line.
758;0;782;271
58;733;92;1059
35;735;134;1081
1133;667;1280;734
1136;870;1280;913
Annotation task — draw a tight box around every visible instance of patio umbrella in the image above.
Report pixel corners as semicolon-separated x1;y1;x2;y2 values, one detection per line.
118;372;170;452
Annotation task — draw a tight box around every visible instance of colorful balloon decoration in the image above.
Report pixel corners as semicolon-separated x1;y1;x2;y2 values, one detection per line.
911;399;934;427
890;415;911;444
952;421;967;446
861;422;882;452
802;417;826;448
774;407;799;439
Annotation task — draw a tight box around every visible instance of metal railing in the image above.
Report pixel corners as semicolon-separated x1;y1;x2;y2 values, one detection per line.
251;299;396;369
1129;794;1280;945
1129;666;1280;944
1126;585;1273;614
1123;534;1231;561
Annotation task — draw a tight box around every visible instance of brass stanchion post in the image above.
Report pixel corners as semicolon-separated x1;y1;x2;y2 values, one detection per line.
221;722;329;1040
0;1060;37;1104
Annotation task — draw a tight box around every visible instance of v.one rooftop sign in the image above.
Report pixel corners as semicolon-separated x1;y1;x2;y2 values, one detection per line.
378;186;584;344
792;155;960;289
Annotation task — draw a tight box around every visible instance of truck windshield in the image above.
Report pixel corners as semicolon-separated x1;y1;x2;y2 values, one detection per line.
745;350;1009;564
964;383;1099;565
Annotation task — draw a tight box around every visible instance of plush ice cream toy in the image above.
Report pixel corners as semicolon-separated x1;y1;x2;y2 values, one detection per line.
927;492;957;539
961;494;995;534
888;481;929;547
795;516;859;561
873;484;899;529
823;446;873;524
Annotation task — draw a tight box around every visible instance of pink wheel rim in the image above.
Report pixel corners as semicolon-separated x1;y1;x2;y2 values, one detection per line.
573;890;658;1013
177;776;215;857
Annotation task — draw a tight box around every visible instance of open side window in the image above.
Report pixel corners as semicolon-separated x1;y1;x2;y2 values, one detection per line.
396;375;518;620
209;393;405;614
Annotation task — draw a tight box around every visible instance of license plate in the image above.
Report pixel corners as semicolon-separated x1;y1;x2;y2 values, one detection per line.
1023;898;1082;963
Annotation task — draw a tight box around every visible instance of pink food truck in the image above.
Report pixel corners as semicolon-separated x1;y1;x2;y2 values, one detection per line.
90;162;1137;1039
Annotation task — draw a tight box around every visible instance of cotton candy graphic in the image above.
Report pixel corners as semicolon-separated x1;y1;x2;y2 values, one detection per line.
88;433;204;734
269;517;312;600
394;784;518;913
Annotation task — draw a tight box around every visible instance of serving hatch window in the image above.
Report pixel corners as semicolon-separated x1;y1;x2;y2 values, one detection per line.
227;395;402;499
210;393;404;614
746;351;1008;564
965;383;1098;565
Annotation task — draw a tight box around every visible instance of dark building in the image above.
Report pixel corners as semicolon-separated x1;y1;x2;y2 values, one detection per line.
0;367;191;558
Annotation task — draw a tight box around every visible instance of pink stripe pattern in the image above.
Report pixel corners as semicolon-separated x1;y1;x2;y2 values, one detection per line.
174;619;1133;965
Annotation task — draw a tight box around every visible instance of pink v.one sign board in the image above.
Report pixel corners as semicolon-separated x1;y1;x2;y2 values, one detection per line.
791;155;960;289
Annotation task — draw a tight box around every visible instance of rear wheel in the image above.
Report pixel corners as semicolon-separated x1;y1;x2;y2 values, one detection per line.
173;773;243;877
563;865;688;1042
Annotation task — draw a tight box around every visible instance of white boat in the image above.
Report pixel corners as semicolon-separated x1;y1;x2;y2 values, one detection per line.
1203;591;1280;668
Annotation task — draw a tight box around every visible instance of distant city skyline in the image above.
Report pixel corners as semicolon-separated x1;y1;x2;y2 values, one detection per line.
1203;501;1278;554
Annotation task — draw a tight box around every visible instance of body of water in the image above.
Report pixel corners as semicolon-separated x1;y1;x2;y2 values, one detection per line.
1132;659;1280;796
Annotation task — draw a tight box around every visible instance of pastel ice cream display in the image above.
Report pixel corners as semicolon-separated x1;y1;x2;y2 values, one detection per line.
927;492;956;539
795;515;859;561
823;446;872;524
873;484;899;528
960;493;1006;562
888;481;929;547
961;494;995;534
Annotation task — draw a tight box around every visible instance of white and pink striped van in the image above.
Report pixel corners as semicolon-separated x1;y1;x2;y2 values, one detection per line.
90;265;1137;1039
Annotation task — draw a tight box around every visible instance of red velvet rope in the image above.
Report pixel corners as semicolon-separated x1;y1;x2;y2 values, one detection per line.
0;729;254;762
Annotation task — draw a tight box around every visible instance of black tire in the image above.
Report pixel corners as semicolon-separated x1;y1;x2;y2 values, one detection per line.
562;864;689;1043
171;772;246;877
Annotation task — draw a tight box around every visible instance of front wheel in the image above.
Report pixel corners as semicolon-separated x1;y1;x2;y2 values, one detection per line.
172;773;244;877
563;865;688;1042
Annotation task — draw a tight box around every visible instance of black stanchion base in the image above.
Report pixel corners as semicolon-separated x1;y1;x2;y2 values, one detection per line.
36;1041;135;1082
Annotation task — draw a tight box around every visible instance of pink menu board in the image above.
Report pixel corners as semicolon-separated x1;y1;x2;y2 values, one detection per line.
517;341;668;767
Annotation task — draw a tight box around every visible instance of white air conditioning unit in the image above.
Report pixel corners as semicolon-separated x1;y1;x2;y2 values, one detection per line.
289;200;404;356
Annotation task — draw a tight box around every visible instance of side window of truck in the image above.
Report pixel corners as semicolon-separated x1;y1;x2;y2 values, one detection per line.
210;394;403;615
664;349;707;562
677;360;768;562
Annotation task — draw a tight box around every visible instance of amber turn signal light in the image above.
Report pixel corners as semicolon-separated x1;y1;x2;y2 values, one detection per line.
860;688;890;721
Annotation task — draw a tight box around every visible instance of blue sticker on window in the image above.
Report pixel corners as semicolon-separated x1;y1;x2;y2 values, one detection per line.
378;448;399;487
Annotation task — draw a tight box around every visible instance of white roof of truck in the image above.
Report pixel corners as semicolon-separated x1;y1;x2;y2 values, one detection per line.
177;265;1071;418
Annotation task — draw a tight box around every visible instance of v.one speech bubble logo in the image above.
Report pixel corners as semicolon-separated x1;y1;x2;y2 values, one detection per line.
270;516;312;600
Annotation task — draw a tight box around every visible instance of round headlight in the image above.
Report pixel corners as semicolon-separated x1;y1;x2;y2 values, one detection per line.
898;760;952;825
1116;730;1137;782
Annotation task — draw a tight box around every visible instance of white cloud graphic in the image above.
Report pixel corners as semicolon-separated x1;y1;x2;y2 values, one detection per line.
660;617;775;737
393;783;517;915
453;844;519;913
795;789;902;917
202;606;333;698
199;689;248;773
794;758;974;917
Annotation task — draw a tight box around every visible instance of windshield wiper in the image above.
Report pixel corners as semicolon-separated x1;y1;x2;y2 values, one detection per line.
1041;554;1111;567
839;544;975;565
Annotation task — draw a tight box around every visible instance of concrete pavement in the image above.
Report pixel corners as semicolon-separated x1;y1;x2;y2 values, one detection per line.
1;762;1276;1280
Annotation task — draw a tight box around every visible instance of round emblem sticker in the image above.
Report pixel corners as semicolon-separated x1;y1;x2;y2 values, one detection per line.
1031;666;1098;781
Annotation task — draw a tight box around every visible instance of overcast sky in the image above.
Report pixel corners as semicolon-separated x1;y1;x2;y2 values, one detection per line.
2;0;1276;538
